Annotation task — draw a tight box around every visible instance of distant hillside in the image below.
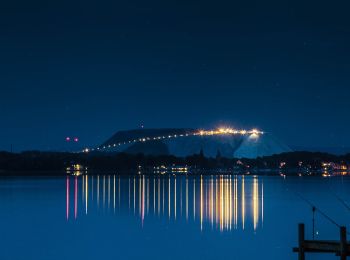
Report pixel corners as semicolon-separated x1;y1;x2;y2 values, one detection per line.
124;141;169;156
291;146;350;156
102;128;194;146
101;128;291;159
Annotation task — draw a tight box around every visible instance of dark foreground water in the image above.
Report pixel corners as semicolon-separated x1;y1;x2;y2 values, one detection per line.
0;175;350;260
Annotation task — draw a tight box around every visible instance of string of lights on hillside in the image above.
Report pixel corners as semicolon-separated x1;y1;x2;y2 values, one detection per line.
82;128;264;153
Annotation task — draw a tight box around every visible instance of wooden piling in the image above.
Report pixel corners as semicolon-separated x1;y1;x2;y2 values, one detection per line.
298;223;305;260
293;223;349;259
340;226;347;260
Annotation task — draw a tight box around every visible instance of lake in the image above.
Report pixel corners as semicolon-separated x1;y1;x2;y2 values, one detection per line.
0;174;349;260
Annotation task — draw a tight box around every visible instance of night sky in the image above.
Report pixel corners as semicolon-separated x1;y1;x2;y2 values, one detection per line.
1;0;350;152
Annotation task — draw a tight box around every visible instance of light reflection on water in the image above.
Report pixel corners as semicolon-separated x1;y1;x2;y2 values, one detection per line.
2;175;350;260
66;175;264;232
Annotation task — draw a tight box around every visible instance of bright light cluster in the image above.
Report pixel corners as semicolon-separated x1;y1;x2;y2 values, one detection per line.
195;128;263;136
82;127;264;153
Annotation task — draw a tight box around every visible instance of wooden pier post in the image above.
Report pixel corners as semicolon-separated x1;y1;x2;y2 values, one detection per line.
298;223;305;260
340;226;347;260
294;223;348;259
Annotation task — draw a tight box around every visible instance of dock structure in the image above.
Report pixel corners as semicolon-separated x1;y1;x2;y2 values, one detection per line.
293;223;349;260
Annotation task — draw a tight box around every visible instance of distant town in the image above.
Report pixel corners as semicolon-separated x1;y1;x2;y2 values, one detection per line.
0;150;349;177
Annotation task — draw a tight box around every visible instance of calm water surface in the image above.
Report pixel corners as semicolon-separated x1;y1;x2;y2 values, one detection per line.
1;175;350;260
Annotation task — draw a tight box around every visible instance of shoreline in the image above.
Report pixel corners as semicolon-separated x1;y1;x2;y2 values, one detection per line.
0;169;348;177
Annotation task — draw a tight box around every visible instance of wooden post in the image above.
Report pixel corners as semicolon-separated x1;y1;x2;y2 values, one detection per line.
294;223;348;259
299;223;305;260
340;226;347;260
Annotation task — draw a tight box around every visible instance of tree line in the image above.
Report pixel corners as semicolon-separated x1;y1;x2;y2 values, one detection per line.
0;150;349;174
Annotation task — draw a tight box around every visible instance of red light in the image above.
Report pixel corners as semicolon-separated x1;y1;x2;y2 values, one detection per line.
66;137;71;142
74;138;79;142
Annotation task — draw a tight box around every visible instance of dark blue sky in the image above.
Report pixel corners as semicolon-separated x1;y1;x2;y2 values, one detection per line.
1;0;350;151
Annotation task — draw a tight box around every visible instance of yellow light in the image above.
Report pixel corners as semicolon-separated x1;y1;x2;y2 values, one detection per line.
249;133;259;139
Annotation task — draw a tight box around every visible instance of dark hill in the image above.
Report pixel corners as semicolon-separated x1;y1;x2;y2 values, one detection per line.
102;128;194;146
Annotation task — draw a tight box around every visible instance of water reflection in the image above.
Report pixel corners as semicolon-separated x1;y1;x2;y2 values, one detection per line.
66;175;264;232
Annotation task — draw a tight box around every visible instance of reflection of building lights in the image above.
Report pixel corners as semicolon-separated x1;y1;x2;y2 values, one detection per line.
242;176;245;230
74;177;78;219
66;176;69;220
67;175;264;232
85;175;88;215
253;177;259;231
